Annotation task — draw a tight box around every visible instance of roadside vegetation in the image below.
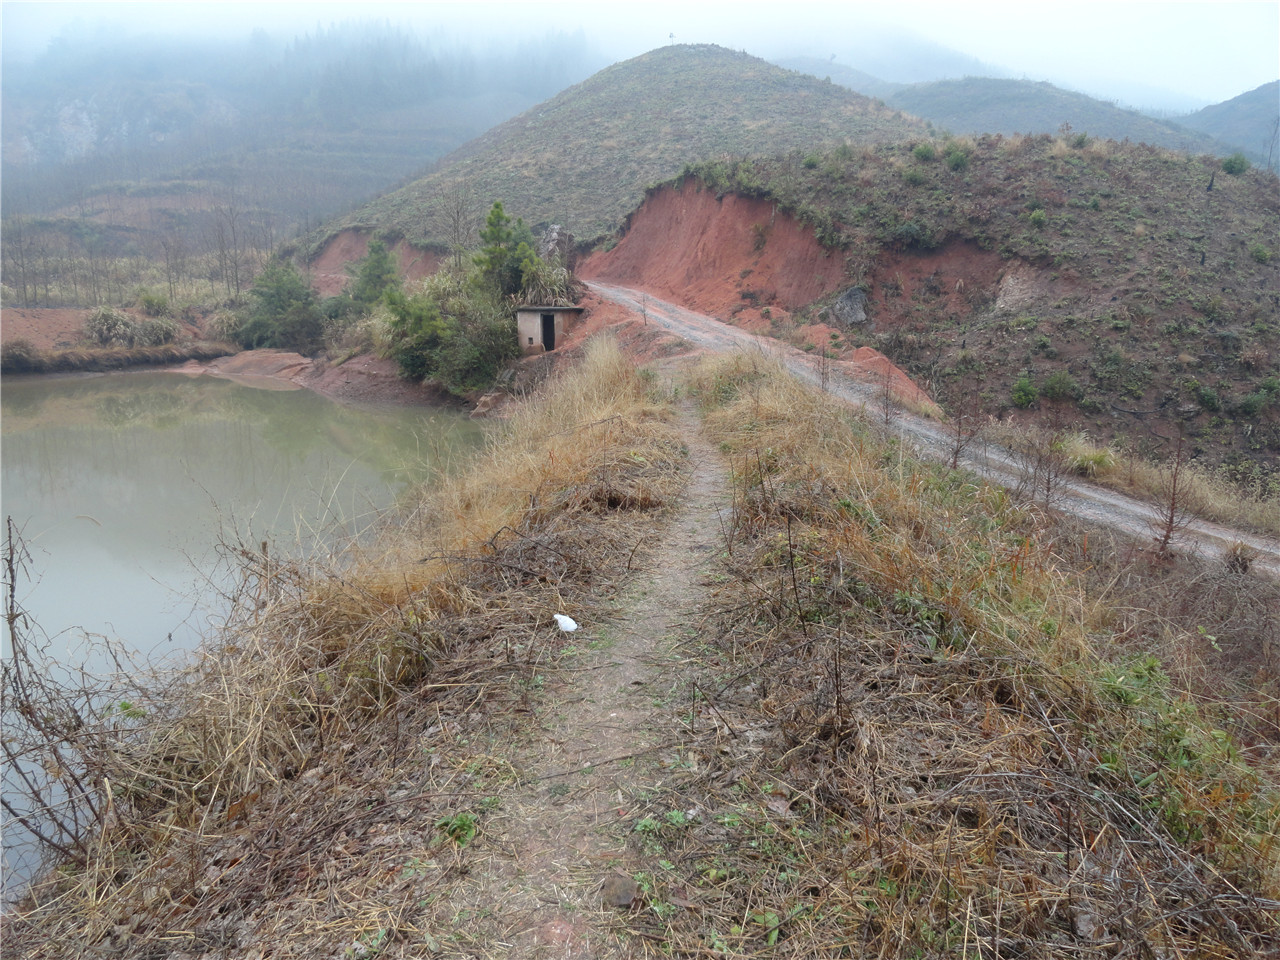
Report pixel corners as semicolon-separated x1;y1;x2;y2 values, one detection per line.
620;351;1279;957
5;342;1277;957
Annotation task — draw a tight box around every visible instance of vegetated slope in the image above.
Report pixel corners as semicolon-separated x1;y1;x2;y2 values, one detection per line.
605;136;1280;475
882;78;1231;157
317;44;927;254
1180;81;1280;171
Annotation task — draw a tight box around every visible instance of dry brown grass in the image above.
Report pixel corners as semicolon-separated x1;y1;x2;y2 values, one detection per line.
614;352;1279;958
2;335;687;957
991;423;1280;537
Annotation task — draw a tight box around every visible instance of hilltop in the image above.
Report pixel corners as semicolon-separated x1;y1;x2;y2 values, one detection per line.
315;45;927;254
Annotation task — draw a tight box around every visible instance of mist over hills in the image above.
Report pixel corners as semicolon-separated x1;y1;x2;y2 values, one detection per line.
320;45;928;252
0;22;607;223
1180;81;1280;167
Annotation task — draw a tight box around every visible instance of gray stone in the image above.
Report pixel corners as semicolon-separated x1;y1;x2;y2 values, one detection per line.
831;287;869;328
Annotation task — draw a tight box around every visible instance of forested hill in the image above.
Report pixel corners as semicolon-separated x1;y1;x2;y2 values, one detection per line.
1;22;604;224
316;44;927;253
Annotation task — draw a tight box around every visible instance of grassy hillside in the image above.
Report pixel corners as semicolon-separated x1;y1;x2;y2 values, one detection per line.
317;45;928;253
675;132;1280;475
1180;81;1280;171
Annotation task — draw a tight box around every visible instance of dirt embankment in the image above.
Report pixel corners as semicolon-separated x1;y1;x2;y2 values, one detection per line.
578;180;935;405
579;180;850;329
1;307;206;351
309;231;444;298
174;349;461;407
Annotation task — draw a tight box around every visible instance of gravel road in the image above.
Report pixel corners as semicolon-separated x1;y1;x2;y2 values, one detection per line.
588;280;1280;580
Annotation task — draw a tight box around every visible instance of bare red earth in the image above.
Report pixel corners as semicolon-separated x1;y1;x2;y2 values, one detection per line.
578;182;932;405
1;307;203;350
2;308;94;350
310;232;444;298
580;180;849;324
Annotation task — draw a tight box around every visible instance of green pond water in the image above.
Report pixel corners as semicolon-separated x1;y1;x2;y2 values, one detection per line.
1;370;485;894
1;371;484;660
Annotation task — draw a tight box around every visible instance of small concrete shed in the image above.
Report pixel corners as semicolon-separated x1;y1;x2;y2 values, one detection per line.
516;305;584;355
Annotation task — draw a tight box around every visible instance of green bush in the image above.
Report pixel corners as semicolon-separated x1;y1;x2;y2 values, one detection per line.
1221;153;1250;175
1012;375;1039;408
1;338;43;373
385;278;518;395
347;238;401;307
1250;244;1272;264
237;260;324;353
1041;369;1081;402
802;154;820;170
1195;385;1221;411
138;289;170;317
84;306;136;347
133;317;178;347
902;167;926;187
945;146;969;172
1029;208;1048;229
911;143;936;162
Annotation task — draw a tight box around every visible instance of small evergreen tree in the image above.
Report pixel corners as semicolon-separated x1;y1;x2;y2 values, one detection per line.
476;201;538;298
239;260;323;352
348;238;401;306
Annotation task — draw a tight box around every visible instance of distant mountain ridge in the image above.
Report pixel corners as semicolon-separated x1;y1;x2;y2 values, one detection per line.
318;45;928;252
779;60;1277;170
1180;81;1280;169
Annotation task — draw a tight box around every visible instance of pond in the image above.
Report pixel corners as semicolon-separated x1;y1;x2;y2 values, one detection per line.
0;370;486;893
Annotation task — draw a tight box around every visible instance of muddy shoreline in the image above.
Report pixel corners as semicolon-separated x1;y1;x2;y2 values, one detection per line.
4;346;467;410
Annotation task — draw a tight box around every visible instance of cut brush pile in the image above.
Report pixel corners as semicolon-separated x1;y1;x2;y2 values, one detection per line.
2;337;686;958
618;352;1279;958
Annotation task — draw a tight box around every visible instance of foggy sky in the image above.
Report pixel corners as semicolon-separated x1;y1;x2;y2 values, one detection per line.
4;1;1278;110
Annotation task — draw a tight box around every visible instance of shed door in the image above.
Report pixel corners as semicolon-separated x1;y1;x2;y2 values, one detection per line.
541;313;556;351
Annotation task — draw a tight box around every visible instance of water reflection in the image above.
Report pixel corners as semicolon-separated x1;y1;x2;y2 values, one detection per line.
2;372;483;656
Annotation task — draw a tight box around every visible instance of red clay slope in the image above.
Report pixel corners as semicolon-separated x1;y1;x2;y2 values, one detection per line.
579;179;850;328
579;179;933;408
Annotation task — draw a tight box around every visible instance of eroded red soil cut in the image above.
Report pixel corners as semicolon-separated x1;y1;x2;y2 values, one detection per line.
580;180;850;323
865;242;1010;330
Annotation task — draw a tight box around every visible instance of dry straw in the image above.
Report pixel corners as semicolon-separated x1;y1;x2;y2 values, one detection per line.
617;351;1279;958
2;335;685;957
